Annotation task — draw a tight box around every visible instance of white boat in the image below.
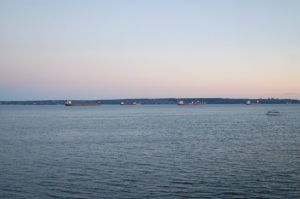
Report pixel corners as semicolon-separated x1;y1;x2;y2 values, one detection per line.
177;100;206;105
266;110;280;116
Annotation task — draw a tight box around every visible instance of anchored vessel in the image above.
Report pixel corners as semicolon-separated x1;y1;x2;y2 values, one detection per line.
177;100;206;106
64;100;101;106
120;101;140;105
246;100;260;105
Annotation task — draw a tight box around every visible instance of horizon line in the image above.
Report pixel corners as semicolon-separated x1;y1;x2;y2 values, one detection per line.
1;97;300;102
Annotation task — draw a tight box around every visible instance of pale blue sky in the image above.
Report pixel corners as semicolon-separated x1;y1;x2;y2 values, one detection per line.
1;0;300;100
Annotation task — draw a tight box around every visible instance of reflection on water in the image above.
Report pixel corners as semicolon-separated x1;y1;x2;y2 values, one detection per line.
0;105;300;198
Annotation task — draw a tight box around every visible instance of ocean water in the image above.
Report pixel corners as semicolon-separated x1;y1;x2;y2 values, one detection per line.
0;104;299;199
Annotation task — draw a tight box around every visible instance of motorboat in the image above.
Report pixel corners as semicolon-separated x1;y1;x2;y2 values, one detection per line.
266;110;280;116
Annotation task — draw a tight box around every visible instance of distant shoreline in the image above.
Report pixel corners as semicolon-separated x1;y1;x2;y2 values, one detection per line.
1;98;299;105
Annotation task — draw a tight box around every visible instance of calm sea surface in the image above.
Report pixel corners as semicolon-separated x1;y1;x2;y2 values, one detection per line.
0;105;299;199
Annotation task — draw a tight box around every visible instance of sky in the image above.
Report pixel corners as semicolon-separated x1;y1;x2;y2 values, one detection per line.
0;0;299;100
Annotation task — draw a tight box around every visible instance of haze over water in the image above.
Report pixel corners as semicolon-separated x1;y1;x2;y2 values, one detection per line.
1;105;300;198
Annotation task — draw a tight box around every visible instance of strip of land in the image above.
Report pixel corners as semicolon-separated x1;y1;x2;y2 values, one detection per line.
1;98;299;105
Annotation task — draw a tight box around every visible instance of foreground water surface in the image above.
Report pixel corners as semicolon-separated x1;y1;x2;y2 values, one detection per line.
0;105;299;199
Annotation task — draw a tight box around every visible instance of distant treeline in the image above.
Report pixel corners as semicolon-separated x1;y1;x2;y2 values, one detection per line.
1;98;299;105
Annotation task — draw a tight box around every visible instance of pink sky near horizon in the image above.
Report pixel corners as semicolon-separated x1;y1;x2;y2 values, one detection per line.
1;48;299;100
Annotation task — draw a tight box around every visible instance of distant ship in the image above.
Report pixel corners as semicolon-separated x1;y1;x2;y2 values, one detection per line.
120;101;140;105
177;100;206;106
64;100;101;106
246;100;260;105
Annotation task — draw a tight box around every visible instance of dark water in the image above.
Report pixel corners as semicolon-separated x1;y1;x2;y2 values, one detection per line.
0;105;299;199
